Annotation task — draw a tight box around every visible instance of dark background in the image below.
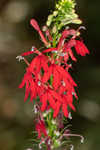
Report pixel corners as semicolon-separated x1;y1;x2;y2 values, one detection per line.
0;0;100;150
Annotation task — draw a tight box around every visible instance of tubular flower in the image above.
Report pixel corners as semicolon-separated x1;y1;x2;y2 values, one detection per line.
75;40;90;56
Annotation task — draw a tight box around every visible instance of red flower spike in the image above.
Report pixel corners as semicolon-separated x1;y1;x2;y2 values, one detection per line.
75;40;90;56
19;18;90;118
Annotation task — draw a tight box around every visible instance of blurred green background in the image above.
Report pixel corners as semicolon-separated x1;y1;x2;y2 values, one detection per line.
0;0;100;150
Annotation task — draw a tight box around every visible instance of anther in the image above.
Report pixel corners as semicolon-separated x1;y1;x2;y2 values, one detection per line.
16;55;24;62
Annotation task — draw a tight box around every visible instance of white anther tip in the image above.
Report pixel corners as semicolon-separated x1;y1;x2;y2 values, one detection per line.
16;56;24;62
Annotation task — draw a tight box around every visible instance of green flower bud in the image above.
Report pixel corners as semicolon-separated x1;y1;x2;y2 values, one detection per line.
46;21;51;26
72;19;82;24
48;14;53;21
53;11;58;16
52;26;57;33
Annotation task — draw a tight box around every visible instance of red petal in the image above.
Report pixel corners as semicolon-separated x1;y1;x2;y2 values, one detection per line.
48;93;56;110
62;104;68;117
52;68;61;90
53;101;61;118
30;81;37;101
40;93;47;111
42;66;52;83
43;48;57;53
68;48;77;61
21;51;34;56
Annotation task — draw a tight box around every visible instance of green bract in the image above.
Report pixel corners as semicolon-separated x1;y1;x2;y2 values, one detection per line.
46;0;82;46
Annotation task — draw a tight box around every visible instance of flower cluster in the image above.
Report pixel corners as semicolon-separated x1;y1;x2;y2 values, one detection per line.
18;19;89;119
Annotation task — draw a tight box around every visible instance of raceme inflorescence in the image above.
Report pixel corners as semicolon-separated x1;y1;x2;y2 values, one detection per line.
17;0;89;150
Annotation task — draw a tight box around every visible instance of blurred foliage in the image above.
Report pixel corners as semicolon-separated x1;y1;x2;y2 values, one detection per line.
0;0;100;150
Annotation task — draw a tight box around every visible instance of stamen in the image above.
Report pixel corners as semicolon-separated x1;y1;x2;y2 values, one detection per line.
63;133;84;144
16;55;30;66
78;26;86;31
16;55;24;62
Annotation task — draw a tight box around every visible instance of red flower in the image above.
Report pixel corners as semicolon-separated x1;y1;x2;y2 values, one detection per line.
75;40;90;56
29;54;49;77
35;120;47;138
19;68;38;102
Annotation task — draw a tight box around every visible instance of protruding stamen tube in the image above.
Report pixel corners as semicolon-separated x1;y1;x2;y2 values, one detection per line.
30;19;49;47
16;55;30;66
63;133;84;144
16;55;24;62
